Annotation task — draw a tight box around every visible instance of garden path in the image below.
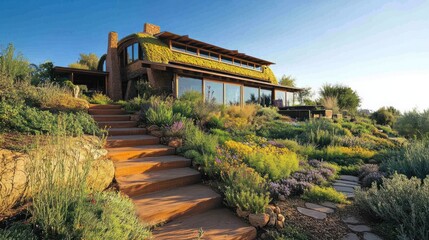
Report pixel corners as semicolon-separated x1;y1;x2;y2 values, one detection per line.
295;175;383;240
90;104;256;240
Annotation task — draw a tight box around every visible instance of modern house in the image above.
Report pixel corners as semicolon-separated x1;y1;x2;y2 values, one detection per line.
55;23;302;107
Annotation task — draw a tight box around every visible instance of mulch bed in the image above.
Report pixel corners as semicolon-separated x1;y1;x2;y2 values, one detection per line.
275;197;349;240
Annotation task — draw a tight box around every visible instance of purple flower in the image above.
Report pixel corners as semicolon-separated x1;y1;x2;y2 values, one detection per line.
215;157;221;164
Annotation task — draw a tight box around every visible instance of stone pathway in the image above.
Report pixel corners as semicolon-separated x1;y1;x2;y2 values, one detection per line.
295;175;383;240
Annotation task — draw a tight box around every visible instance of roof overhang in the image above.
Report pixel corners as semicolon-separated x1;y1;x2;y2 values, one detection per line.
155;31;275;66
53;66;109;76
141;61;302;92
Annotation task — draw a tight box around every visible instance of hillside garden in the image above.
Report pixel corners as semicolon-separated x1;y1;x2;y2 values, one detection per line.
1;44;429;239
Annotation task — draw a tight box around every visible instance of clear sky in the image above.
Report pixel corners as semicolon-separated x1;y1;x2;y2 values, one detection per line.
1;0;428;112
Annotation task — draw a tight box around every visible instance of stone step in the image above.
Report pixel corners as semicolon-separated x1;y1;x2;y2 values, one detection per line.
107;145;175;161
333;182;360;189
92;115;131;121
89;108;126;115
153;208;257;240
297;207;327;220
114;155;191;177
334;185;356;193
304;203;335;214
106;135;159;148
108;128;147;136
133;184;221;225
98;121;137;128
89;104;122;109
116;168;201;196
339;175;359;182
335;180;360;186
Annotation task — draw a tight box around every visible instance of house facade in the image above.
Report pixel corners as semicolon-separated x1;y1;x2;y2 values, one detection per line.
97;23;301;107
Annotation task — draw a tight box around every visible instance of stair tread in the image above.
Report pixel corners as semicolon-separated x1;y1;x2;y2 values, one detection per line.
152;208;256;240
99;121;137;123
92;114;132;117
108;127;146;132
132;184;221;224
116;168;200;187
115;155;190;168
89;104;122;109
108;144;174;152
108;135;158;141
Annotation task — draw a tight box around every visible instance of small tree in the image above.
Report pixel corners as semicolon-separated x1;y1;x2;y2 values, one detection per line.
69;53;99;70
279;75;296;87
319;84;361;112
371;106;400;126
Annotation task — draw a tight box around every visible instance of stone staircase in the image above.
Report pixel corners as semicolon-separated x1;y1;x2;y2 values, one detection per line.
89;104;256;240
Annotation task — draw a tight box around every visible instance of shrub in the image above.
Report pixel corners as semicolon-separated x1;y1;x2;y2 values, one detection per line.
224;188;271;214
0;43;31;82
26;132;150;239
146;101;181;126
361;172;384;188
302;186;348;204
89;92;113;105
394;109;429;139
371;107;400;126
324;146;375;165
355;174;429;239
339;164;361;176
381;138;429;179
270;178;312;197
117;96;148;112
319;84;361;112
0;223;36;240
358;164;379;180
257;120;304;139
0;102;100;136
210;128;231;143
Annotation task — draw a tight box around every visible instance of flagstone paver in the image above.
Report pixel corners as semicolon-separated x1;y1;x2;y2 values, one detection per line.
335;180;360;186
342;233;360;240
348;224;372;232
333;182;360;188
320;201;337;209
334;185;356;193
305;203;335;214
363;232;383;240
342;216;362;224
339;175;359;182
297;207;327;220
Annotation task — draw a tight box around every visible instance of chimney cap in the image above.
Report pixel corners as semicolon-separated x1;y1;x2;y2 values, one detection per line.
144;23;161;35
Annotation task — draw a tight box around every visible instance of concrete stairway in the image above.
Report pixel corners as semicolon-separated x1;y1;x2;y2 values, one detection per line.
90;104;256;240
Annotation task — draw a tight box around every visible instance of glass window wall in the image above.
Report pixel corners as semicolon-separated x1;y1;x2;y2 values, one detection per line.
205;80;224;104
178;76;202;97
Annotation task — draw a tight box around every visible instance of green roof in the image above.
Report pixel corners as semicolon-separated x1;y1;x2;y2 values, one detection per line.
122;33;278;84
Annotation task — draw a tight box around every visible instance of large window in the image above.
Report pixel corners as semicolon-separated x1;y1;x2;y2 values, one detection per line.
170;41;263;72
178;76;202;97
260;89;272;107
126;45;133;64
205;80;224;104
275;90;286;107
244;86;259;104
225;83;241;105
124;43;142;65
286;92;295;106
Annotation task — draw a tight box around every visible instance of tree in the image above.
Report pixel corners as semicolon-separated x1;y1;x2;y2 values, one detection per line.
296;87;314;105
69;53;99;70
371;106;401;126
0;43;31;82
31;61;55;85
279;75;296;87
319;84;361;112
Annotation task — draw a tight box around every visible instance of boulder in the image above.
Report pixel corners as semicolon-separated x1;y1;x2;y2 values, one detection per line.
248;213;270;228
236;208;250;218
0;149;30;214
274;206;281;214
168;138;182;148
278;194;286;201
265;206;274;215
87;156;115;191
277;214;285;222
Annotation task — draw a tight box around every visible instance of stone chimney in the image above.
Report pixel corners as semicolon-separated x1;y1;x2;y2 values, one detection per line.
144;23;161;35
105;31;122;100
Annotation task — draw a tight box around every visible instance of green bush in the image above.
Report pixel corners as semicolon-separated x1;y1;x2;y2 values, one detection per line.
89;92;113;105
395;109;429;139
117;96;148;112
0;102;100;136
0;223;37;240
224;187;270;214
257;120;304;139
371;107;400;126
210;128;231;143
339;164;361;176
302;186;348;203
26;132;150;239
355;174;429;239
246;151;299;181
381;138;429;179
146;101;181;126
179;122;218;156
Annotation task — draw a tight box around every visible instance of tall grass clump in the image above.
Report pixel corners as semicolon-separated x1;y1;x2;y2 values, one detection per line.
381;138;429;179
23;127;151;239
355;174;429;239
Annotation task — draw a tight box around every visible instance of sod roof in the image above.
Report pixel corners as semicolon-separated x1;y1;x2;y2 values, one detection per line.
119;33;278;84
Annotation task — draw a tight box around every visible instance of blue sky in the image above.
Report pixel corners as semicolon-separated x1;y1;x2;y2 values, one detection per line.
1;0;428;112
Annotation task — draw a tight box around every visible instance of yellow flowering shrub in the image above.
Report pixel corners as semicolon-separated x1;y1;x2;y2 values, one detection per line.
324;146;376;165
224;140;300;180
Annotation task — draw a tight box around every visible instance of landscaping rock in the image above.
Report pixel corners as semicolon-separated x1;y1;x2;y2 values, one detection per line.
274;206;281;214
275;220;284;229
342;233;360;240
342;216;362;224
334;185;355;193
305;203;335;214
363;232;383;240
347;224;372;232
87;156;115;191
278;194;286;201
267;212;277;226
321;201;337;209
0;149;30;214
339;175;359;182
168;138;182;148
277;214;285;222
297;207;327;220
265;207;274;215
248;213;270;228
150;130;164;138
236;208;250;218
130;113;140;121
147;125;160;132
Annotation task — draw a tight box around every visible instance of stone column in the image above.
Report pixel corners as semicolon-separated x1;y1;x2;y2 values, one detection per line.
105;32;122;100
